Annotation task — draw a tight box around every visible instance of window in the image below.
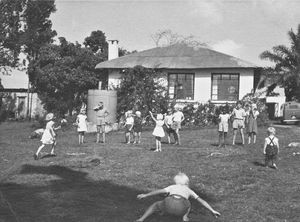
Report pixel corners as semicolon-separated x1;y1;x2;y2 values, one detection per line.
168;73;194;100
211;73;239;101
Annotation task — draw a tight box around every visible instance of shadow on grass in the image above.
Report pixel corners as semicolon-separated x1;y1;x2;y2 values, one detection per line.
0;165;218;222
252;161;266;167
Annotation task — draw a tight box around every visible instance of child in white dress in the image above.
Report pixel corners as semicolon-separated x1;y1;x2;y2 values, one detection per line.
135;172;220;222
149;111;165;152
76;109;88;144
34;113;60;160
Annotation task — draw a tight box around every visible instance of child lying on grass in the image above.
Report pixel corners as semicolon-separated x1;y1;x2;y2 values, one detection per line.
135;172;220;222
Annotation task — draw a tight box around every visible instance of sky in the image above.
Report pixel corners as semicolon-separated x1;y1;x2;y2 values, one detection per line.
3;0;300;88
50;0;300;66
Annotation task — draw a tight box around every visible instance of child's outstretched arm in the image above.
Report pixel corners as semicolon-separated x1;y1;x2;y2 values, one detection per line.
137;189;167;200
149;111;156;122
196;197;221;217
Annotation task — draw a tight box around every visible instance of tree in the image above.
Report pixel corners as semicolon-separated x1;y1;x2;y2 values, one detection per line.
0;0;25;72
0;0;57;70
151;29;207;48
28;37;103;115
260;24;300;101
117;66;169;120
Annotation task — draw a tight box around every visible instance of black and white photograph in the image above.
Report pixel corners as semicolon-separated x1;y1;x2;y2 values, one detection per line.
0;0;300;221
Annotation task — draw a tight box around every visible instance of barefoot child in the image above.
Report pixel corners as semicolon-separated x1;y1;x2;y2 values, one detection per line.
124;110;134;144
133;111;144;144
149;111;165;152
76;108;88;144
218;107;230;148
94;101;109;143
231;101;246;145
172;107;184;145
247;104;259;144
34;113;60;160
164;109;176;144
135;172;220;222
263;127;279;169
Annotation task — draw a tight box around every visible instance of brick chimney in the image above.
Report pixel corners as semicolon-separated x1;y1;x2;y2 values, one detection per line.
108;40;119;60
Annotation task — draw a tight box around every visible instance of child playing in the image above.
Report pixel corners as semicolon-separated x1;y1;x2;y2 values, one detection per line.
263;127;279;169
34;113;60;160
94;101;109;143
247;104;259;144
231;101;246;145
135;172;220;222
76;108;88;144
172;107;185;145
125;110;134;144
218;107;231;148
133;111;144;144
149;111;165;152
164;109;176;144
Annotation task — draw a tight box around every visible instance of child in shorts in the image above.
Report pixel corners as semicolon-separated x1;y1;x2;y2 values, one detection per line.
125;110;134;144
135;172;220;222
231;101;246;145
263;127;279;169
164;109;176;144
218;107;230;148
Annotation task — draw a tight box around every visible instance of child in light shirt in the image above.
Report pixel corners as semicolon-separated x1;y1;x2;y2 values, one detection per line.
135;172;220;222
172;107;184;145
125;110;134;144
231;101;246;145
218;107;231;148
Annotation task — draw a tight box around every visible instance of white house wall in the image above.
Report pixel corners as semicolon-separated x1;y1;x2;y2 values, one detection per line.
107;68;254;103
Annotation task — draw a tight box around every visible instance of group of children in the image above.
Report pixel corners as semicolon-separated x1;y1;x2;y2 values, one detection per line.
32;101;281;221
123;107;185;152
218;101;260;148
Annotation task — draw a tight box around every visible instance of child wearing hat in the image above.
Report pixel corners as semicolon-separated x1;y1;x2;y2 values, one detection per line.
76;108;88;144
34;113;60;160
135;172;220;222
149;111;165;152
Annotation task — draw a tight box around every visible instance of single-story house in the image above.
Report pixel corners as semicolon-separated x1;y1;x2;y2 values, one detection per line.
96;42;260;104
0;68;45;119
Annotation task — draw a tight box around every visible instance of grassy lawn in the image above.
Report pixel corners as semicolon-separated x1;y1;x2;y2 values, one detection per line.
0;121;299;222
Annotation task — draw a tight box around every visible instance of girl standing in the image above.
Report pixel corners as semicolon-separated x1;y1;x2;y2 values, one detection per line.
34;113;59;160
76;108;88;144
247;104;259;144
218;107;231;148
124;110;134;144
149;111;165;152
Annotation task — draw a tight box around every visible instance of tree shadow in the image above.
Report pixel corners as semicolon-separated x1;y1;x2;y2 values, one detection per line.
0;164;218;222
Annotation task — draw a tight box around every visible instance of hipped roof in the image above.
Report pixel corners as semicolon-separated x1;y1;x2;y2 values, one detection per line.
96;43;258;69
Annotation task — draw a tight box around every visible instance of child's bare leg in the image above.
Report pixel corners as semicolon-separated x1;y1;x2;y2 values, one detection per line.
253;133;256;144
133;132;137;143
223;132;227;147
182;206;191;221
136;201;162;222
232;129;237;145
102;132;106;143
176;129;181;145
50;141;56;155
167;133;171;144
138;132;141;143
36;144;45;156
81;135;84;144
126;132;130;144
218;132;223;148
240;129;245;144
78;134;81;144
154;138;159;151
248;133;251;144
96;129;100;143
